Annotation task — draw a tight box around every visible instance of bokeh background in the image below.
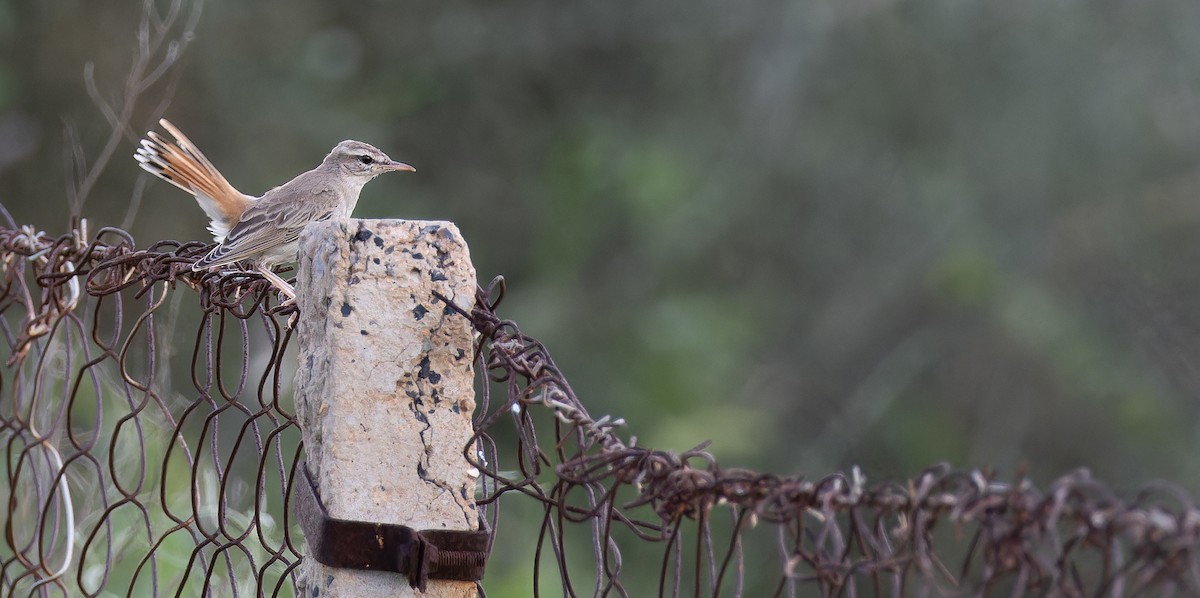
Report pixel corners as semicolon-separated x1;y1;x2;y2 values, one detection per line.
5;0;1200;593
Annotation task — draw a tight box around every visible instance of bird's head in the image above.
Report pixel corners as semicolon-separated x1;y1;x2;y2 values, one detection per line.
325;140;415;179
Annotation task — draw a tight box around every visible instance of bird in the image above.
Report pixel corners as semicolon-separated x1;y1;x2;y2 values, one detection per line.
134;119;415;301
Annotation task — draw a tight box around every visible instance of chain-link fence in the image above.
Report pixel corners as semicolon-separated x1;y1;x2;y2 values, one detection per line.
2;217;1198;597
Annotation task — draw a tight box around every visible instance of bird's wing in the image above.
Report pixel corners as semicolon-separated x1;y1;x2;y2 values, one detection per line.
193;185;341;270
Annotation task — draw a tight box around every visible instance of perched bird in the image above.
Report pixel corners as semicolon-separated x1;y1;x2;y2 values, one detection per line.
134;119;414;300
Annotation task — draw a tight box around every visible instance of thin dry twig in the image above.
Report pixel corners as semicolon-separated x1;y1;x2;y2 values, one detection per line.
69;0;203;217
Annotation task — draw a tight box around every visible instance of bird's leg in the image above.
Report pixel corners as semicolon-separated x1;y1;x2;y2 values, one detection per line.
256;265;297;304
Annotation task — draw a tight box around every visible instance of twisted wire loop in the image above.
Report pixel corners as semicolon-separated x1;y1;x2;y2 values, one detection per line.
2;220;1200;597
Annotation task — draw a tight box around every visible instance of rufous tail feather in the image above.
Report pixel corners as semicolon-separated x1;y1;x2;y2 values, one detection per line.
134;119;253;241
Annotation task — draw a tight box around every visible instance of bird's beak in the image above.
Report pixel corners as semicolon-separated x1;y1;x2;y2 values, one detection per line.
386;161;416;172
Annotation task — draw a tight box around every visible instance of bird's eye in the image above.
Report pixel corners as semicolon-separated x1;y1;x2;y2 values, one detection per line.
359;155;374;165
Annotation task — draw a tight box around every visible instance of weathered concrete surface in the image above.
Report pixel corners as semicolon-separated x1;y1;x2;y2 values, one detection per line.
294;219;478;597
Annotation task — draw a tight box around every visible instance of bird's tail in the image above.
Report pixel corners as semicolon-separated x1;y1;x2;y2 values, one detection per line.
134;119;253;242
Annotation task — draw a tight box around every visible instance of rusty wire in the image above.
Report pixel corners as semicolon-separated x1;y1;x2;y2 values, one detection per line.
1;219;300;597
456;277;1200;597
2;220;1199;597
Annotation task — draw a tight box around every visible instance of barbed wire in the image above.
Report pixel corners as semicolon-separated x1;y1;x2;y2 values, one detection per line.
1;220;1199;596
454;277;1200;597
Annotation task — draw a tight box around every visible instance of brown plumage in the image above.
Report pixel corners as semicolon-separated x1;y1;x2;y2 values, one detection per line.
135;119;414;300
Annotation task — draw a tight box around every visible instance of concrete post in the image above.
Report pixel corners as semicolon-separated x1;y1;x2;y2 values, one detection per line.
294;219;479;597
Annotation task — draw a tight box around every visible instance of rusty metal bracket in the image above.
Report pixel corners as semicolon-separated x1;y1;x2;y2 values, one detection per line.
293;461;490;592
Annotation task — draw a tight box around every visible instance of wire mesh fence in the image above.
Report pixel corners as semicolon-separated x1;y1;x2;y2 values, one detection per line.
2;217;1199;597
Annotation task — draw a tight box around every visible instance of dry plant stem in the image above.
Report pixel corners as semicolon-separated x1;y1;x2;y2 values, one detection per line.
70;0;202;215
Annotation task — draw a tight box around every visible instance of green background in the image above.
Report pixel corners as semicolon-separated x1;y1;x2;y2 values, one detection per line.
3;0;1200;594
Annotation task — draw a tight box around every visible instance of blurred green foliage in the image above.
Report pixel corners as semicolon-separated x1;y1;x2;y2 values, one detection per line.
6;0;1200;593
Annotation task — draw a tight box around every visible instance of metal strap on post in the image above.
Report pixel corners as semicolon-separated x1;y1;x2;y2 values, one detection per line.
294;462;489;592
